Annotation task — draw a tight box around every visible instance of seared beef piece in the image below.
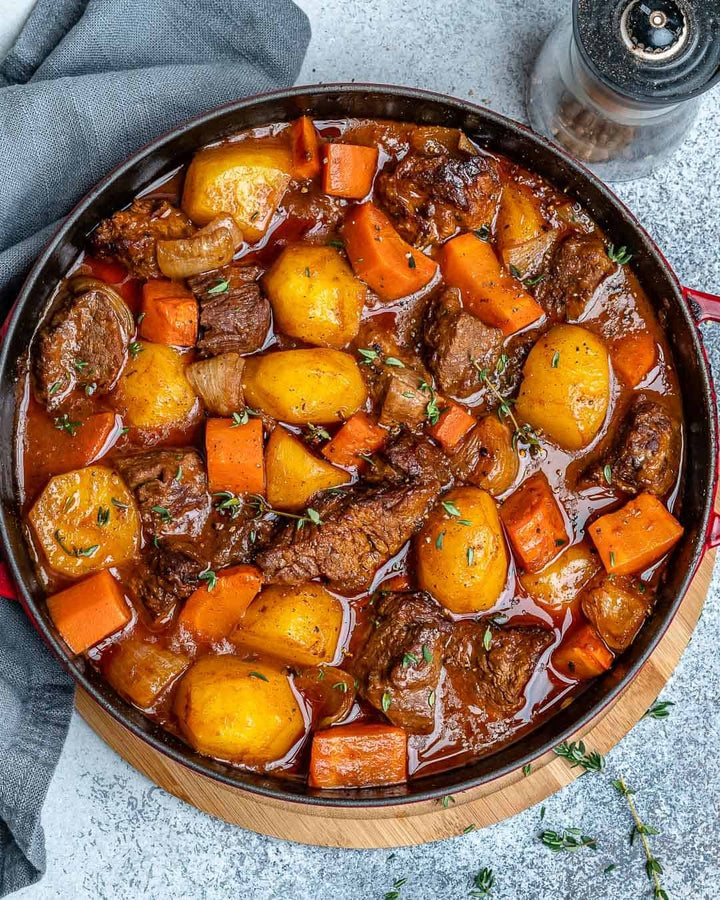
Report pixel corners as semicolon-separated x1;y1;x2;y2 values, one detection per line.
425;288;502;398
379;367;428;429
536;234;616;321
376;152;501;247
257;437;446;593
33;277;134;411
189;264;271;357
580;573;653;652
90;199;194;279
580;398;681;496
353;591;553;734
116;449;211;539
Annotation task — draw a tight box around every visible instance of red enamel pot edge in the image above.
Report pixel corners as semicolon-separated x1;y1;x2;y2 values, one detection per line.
0;83;718;811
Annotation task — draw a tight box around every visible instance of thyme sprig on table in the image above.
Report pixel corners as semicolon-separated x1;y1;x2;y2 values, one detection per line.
469;867;495;897
540;828;598;853
643;701;674;721
554;740;605;773
613;776;668;899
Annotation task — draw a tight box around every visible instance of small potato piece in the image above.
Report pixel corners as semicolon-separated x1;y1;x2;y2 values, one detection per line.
113;341;197;430
242;349;367;425
106;638;189;708
234;582;345;667
266;427;349;511
580;574;652;652
263;244;365;348
29;466;140;577
472;416;519;495
496;181;544;268
416;486;508;614
515;324;610;450
520;541;601;609
181;142;292;241
174;656;304;765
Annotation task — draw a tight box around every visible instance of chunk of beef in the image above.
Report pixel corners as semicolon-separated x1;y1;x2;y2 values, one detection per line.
33;277;134;411
376;152;501;247
581;398;681;496
535;234;616;321
425;288;502;397
580;573;653;651
116;449;211;539
189;264;271;357
90;199;194;279
379;366;428;429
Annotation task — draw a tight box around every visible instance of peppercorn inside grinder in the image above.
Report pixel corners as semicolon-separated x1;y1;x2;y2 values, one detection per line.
527;0;720;181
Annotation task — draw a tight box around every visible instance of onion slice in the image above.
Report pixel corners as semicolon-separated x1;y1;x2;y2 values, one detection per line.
186;352;245;417
156;215;243;279
294;666;356;729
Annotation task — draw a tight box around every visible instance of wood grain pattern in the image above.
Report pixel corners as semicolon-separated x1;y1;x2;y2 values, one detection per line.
76;548;713;848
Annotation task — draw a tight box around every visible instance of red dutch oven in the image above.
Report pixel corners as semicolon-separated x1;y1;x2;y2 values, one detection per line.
0;84;719;808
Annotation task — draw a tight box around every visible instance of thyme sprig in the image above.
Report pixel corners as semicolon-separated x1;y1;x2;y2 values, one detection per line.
608;244;633;265
540;828;598;853
613;776;668;899
554;740;605;773
469;867;495;897
643;700;674;720
473;362;541;453
248;494;322;529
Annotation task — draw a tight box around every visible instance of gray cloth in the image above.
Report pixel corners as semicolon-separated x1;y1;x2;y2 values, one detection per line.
0;0;310;894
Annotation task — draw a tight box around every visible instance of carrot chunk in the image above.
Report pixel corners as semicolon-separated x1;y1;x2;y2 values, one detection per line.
611;332;657;388
553;621;614;680
588;493;683;576
439;233;544;335
322;143;378;199
429;401;476;452
500;471;568;573
83;255;128;284
309;723;408;788
47;569;131;654
139;279;198;347
179;565;262;642
321;412;387;467
343;203;438;301
206;417;265;496
290;116;321;179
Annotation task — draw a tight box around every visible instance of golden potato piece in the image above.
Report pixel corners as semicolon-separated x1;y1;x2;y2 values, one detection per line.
496;180;544;267
29;466;141;577
182;142;292;242
470;416;519;496
105;637;189;709
112;341;197;430
234;583;345;667
265;426;349;511
242;349;367;425
515;324;610;450
264;244;365;348
520;541;601;609
416;486;508;614
174;656;305;765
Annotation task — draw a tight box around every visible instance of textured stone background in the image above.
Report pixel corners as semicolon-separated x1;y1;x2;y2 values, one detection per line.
6;0;720;897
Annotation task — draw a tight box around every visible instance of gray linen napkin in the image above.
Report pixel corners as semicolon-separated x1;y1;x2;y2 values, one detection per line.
0;0;310;894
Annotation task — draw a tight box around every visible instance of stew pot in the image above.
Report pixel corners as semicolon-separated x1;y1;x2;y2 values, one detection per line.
1;84;719;808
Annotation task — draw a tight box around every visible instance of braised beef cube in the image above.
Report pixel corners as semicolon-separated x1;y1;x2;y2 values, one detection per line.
379;367;428;429
128;538;206;622
90;199;194;279
425;288;502;398
377;152;501;247
116;449;210;539
33;277;134;411
536;234;616;321
189;264;271;357
580;573;653;651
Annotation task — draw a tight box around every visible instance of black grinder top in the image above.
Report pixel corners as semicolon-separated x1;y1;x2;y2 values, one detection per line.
574;0;720;104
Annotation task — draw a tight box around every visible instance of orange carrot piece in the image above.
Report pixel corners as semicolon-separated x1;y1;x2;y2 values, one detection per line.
588;493;683;576
611;332;657;388
343;203;438;301
500;471;568;573
179;565;262;642
117;278;142;313
553;622;614;680
429;401;476;452
139;280;198;347
322;143;378;199
309;723;408;788
47;569;131;654
290;116;321;179
205;417;265;495
439;232;544;335
381;573;411;592
83;255;128;284
321;412;387;467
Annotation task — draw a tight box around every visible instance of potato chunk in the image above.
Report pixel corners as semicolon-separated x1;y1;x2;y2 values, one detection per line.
174;656;305;765
520;541;601;609
106;637;189;708
515;324;610;450
234;583;345;667
415;486;508;614
112;341;198;430
242;349;367;425
265;427;349;511
29;466;141;577
264;244;366;348
182;142;292;242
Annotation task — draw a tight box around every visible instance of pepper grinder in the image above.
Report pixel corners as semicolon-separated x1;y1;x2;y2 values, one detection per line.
527;0;720;181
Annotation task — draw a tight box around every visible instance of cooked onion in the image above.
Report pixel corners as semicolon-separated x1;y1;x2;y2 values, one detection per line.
503;229;559;279
156;215;243;279
186;352;244;416
294;666;356;728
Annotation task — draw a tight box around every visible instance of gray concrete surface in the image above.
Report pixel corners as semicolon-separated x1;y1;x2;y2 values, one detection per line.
9;0;720;897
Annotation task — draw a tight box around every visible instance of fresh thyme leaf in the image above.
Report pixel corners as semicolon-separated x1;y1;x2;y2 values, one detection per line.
607;244;633;265
554;741;605;773
53;530;73;556
402;652;418;668
306;507;322;526
120;426;130;435
422;644;432;663
54;414;82;436
384;357;405;368
53;530;99;558
523;763;531;776
128;341;143;358
97;506;110;526
73;359;89;372
540;805;546;820
199;568;217;591
381;690;392;712
603;463;613;485
524;273;546;286
604;864;616;874
551;351;560;368
332;681;348;693
175;465;183;482
436;531;445;550
496;353;509;374
306;423;331;441
232;410;249;426
439;795;455;809
48;380;63;396
470;867;495;897
84;383;97;396
317;668;326;681
328;239;344;249
304;266;311;277
483;626;492;651
428;689;436;708
249;671;269;682
643;700;674;720
473;225;490;242
509;264;522;280
358;347;379;364
111;498;129;511
74;544;100;558
610;551;616;567
407;253;417;269
207;279;230;294
462;824;476;834
151;505;172;523
540;828;597;852
442;500;461;518
137;312;146;324
467;546;475;566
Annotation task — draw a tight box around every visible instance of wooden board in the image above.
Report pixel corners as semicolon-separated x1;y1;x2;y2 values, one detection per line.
76;548;714;848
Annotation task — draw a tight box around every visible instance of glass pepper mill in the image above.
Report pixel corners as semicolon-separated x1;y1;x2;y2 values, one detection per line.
527;0;720;181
